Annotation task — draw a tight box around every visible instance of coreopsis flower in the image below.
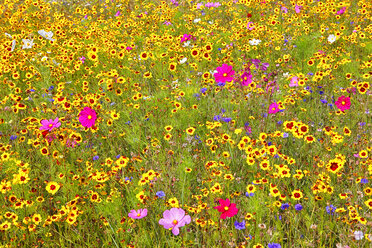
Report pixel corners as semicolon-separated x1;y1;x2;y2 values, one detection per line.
128;209;148;219
39;117;61;131
158;208;191;235
46;181;60;195
214;198;239;219
79;107;97;128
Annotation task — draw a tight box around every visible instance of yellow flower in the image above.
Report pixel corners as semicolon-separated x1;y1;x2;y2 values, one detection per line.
46;181;60;195
167;197;179;208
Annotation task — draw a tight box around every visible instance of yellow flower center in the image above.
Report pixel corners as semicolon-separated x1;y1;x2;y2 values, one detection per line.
224;206;229;211
223;73;227;77
172;220;178;225
49;124;53;127
341;101;345;105
88;115;92;120
137;213;141;217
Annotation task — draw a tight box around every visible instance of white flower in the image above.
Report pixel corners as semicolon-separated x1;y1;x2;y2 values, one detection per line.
11;40;16;52
327;34;336;44
354;231;364;240
249;39;261;46
41;56;48;62
22;39;34;49
179;57;187;64
5;33;12;38
283;72;290;77
182;40;191;47
208;20;214;24
193;18;201;23
38;30;55;41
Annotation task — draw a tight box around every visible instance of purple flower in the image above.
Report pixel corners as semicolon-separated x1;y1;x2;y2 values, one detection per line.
213;115;221;121
200;88;208;93
128;209;148;219
360;178;368;184
260;63;269;71
159;208;191;235
156;191;166;198
251;59;261;68
10;135;17;141
222;117;232;122
268;243;281;248
295;204;303;211
234;220;246;230
280;203;289;210
39;117;61;131
115;11;121;17
241;71;252;86
93;155;99;161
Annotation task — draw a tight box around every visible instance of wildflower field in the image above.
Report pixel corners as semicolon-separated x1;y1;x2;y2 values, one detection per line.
0;0;371;247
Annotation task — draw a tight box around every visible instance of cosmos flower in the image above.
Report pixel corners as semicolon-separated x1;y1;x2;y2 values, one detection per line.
268;102;280;114
335;96;351;111
214;198;239;219
22;39;34;49
241;71;252;86
79;107;97;128
39;117;61;131
38;30;55;41
128;209;148;219
158;208;191;235
249;39;261;46
214;64;235;83
328;34;337;44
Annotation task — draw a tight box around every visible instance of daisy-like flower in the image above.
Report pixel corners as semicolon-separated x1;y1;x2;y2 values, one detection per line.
241;71;252;86
249;39;261;46
214;198;239;219
79;107;97;128
128;209;148;219
327;34;337;44
268;102;280;114
214;64;235;83
158;208;191;235
335;96;351;111
22;39;34;49
39;117;61;131
38;30;55;42
46;181;60;195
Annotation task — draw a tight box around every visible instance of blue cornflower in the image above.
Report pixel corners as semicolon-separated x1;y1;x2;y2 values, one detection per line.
234;220;246;230
200;87;207;93
10;135;17;141
216;82;225;87
326;205;336;215
268;243;281;248
280;203;290;210
360;178;368;184
116;154;121;159
277;120;283;125
93;155;99;161
156;191;166;199
295;204;303;211
48;85;54;91
30;89;35;92
320;99;327;104
222;117;232;122
213;115;221;121
283;132;289;138
319;91;324;95
245;192;254;197
221;108;226;113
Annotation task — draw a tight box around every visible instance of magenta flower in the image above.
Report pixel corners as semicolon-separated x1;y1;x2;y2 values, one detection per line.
158;208;191;235
180;34;192;43
214;198;239;219
241;72;252;86
128;209;148;219
268;102;280;114
335;95;351;111
289;76;299;87
79;107;97;128
214;64;235;83
39;117;61;131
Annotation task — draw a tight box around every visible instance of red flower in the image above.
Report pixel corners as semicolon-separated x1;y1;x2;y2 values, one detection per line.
214;198;239;219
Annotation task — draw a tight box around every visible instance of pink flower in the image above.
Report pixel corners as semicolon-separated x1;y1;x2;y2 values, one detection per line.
128;209;148;219
158;208;191;235
214;64;235;83
268;102;280;114
241;72;252;86
295;4;302;13
247;22;255;30
214;198;239;219
335;96;351;111
115;11;121;17
289;76;299;87
39;117;61;131
336;7;346;15
79;107;97;128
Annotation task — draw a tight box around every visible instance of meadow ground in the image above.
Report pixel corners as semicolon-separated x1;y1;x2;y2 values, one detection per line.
0;0;371;247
